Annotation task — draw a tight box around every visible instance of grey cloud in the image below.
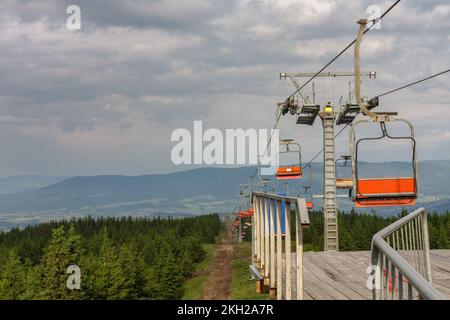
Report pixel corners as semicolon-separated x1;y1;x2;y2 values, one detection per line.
0;0;448;175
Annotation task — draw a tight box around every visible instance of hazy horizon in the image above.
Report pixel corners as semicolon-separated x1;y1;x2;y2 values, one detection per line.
1;158;450;178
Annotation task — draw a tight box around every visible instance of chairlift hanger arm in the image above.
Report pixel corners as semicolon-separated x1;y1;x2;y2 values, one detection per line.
355;19;378;119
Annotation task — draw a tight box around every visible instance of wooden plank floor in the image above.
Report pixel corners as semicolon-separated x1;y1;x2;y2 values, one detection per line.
280;250;450;300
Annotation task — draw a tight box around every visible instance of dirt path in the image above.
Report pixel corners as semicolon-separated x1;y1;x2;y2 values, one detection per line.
200;241;234;300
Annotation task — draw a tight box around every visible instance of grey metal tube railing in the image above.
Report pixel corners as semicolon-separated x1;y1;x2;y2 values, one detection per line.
252;191;310;300
371;207;446;300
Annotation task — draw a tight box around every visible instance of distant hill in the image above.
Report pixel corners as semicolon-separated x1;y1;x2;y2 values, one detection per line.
0;175;67;195
0;167;255;229
0;161;449;229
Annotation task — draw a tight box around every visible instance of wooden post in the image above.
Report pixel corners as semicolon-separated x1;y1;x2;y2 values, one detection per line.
295;203;304;300
264;198;270;279
269;199;276;291
285;201;292;300
256;279;264;294
252;204;256;265
269;287;277;300
276;200;282;300
259;197;265;270
254;196;259;265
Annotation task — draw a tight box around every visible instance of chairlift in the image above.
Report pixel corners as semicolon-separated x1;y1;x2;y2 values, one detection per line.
299;164;314;210
303;186;314;210
350;120;418;208
348;18;419;208
256;157;276;192
276;139;302;180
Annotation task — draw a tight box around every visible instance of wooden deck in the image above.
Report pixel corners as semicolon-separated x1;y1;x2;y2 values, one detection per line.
281;250;450;300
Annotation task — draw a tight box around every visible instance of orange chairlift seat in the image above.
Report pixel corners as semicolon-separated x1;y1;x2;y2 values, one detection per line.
238;207;254;218
350;121;418;208
355;177;416;207
276;139;302;180
276;166;302;179
238;210;253;218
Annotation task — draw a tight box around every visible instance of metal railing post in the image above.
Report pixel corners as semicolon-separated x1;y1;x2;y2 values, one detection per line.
372;247;382;300
421;211;433;283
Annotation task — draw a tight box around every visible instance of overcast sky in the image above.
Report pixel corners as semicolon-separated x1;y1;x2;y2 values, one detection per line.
0;0;449;176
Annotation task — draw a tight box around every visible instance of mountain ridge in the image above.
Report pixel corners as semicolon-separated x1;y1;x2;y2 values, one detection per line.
0;161;449;229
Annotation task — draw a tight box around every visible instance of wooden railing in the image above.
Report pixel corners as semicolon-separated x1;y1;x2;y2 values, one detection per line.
251;192;310;300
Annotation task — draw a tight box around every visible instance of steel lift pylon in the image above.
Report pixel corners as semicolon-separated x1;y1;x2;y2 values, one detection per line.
320;104;338;251
279;71;376;251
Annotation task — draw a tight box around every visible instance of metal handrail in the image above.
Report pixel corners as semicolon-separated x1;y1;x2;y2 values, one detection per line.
251;191;310;300
371;208;447;300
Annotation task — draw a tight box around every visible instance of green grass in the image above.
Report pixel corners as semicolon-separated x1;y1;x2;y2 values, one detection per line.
182;276;208;300
182;243;215;300
235;242;252;257
195;244;215;273
230;242;269;300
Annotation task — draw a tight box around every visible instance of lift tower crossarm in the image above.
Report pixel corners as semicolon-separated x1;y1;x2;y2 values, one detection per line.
280;71;376;79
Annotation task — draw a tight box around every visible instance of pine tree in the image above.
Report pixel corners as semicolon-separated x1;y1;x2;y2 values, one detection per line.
0;250;27;299
90;228;140;300
117;242;146;299
90;228;120;299
438;224;449;249
153;244;184;299
40;225;82;299
350;219;370;250
338;215;353;251
21;259;41;300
